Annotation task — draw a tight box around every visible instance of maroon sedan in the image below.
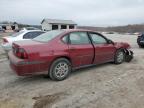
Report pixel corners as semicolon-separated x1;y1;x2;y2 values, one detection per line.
8;29;133;81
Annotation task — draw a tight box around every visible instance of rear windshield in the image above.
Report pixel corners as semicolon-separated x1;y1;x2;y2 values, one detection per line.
33;30;64;42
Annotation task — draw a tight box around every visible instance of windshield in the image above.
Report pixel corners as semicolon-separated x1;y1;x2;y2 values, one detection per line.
11;31;24;37
33;30;64;42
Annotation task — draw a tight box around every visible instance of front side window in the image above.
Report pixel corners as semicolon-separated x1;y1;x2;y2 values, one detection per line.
69;32;90;44
141;34;144;38
89;33;107;44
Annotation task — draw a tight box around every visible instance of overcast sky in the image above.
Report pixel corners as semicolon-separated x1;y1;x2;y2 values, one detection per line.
0;0;144;26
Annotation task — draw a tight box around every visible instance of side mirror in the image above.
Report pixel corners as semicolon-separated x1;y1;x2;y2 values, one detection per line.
107;39;114;45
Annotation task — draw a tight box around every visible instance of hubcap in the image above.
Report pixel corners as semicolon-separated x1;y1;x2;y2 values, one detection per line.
54;62;69;78
117;52;124;63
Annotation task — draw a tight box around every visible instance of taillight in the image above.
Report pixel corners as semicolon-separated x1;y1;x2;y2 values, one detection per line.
13;47;28;59
3;38;8;43
12;43;28;59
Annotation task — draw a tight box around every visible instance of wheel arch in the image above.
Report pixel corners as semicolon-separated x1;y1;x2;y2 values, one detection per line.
49;55;72;69
116;47;126;53
54;56;71;62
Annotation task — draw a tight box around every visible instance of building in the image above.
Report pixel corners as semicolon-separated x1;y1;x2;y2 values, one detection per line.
41;19;77;31
0;23;19;32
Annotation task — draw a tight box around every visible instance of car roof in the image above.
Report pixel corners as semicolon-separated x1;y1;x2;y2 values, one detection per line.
65;29;96;32
60;29;99;34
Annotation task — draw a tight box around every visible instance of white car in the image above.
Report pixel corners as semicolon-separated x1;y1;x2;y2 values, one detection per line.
21;27;41;31
1;30;45;52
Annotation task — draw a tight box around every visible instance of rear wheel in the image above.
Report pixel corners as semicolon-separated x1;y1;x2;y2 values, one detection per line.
114;49;125;64
49;58;71;81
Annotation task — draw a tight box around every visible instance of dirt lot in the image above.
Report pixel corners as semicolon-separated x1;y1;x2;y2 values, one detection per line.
0;33;144;108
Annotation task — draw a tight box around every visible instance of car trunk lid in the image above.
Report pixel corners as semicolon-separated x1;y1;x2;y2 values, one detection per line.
12;40;50;59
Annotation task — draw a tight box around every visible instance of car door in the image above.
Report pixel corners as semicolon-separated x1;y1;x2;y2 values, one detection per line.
68;32;94;67
88;32;116;64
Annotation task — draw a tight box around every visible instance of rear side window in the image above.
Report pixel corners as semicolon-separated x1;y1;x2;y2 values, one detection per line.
69;32;90;44
33;31;45;38
89;33;107;44
23;32;33;39
23;31;44;39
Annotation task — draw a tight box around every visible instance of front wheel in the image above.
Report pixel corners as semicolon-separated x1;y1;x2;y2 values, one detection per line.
114;50;125;64
49;58;71;81
139;45;144;48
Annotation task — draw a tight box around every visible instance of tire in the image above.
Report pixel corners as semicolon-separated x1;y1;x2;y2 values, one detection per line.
139;45;142;48
125;55;133;62
114;49;125;64
139;45;144;48
49;58;71;81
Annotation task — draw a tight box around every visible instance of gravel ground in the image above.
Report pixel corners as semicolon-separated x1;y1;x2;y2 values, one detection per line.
0;33;144;108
